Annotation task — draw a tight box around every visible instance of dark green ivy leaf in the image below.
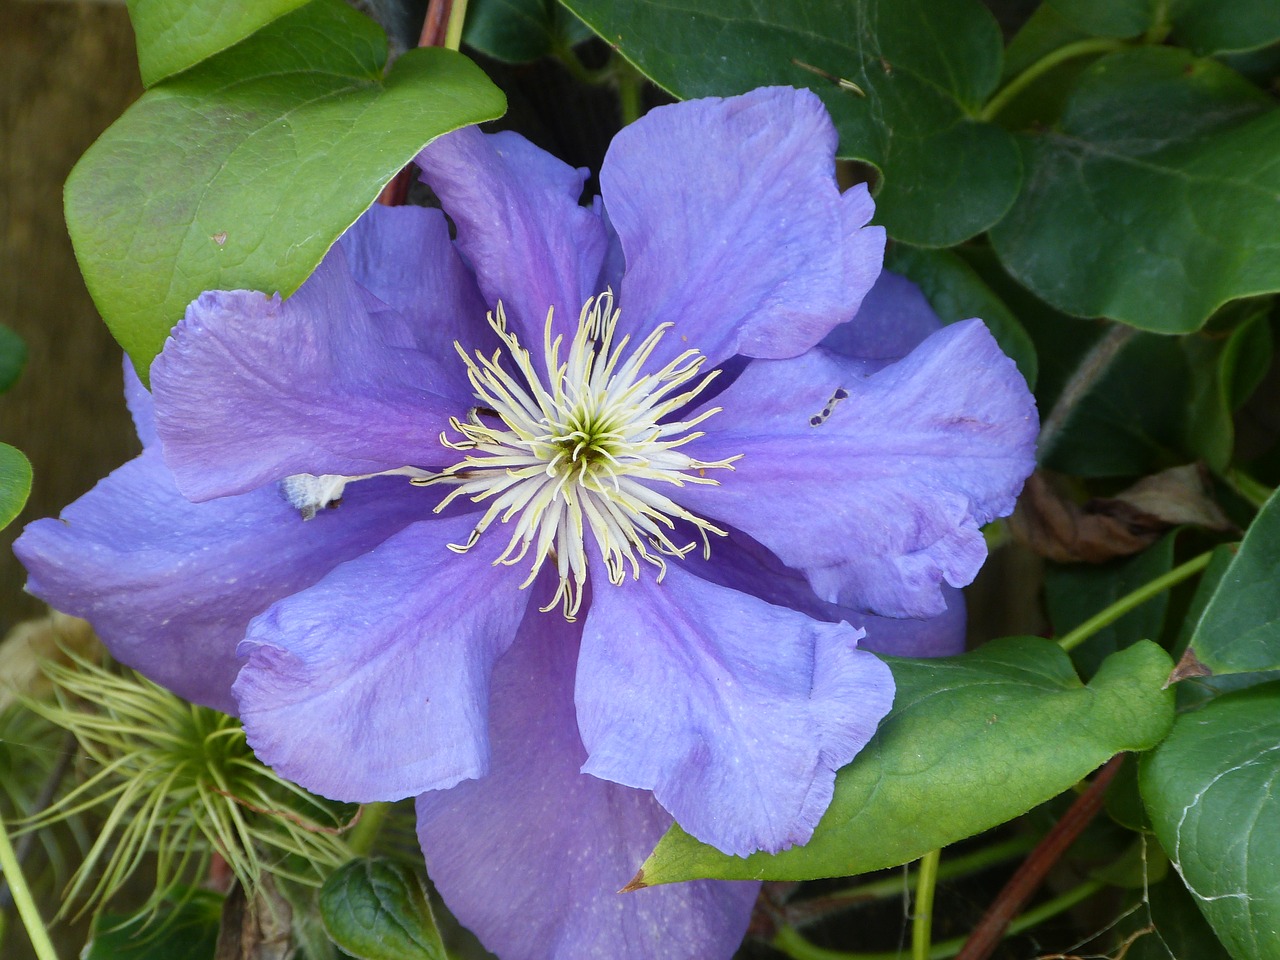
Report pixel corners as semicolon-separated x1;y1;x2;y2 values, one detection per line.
562;0;1021;247
1189;488;1280;675
1141;684;1280;960
0;323;26;394
638;638;1173;885
66;0;506;379
320;859;447;960
464;0;593;63
991;47;1280;335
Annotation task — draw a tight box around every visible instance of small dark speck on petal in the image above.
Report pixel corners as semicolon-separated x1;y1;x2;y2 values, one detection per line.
809;415;823;427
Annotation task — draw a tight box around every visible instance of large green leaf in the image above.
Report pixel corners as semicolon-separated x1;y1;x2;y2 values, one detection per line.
127;0;310;86
1169;0;1280;55
1044;0;1153;38
563;0;1021;247
320;859;446;960
1189;488;1280;675
1141;684;1280;960
0;444;32;532
637;638;1173;885
66;0;506;378
990;48;1280;334
886;245;1038;389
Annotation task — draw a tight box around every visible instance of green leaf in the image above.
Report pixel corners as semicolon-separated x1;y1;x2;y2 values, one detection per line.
126;0;311;86
1189;488;1280;675
0;444;32;531
1141;684;1280;960
0;323;26;394
563;0;1021;247
1169;0;1280;55
1184;302;1273;470
65;0;506;379
1043;0;1154;38
464;0;592;63
83;891;222;960
990;47;1280;334
638;638;1174;885
886;245;1038;389
1047;533;1176;678
320;859;446;960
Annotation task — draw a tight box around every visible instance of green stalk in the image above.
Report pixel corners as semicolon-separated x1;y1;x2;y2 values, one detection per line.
912;850;942;960
444;0;469;51
1057;550;1215;652
979;38;1127;122
0;815;58;960
347;801;389;857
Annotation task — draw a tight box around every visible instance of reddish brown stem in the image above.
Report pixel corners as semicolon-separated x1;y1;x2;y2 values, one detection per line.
377;0;453;206
954;753;1126;960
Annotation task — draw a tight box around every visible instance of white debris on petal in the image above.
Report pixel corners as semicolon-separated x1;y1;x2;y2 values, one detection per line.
425;291;740;620
281;474;353;520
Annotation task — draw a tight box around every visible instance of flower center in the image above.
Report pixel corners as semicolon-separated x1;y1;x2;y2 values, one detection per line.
423;291;739;619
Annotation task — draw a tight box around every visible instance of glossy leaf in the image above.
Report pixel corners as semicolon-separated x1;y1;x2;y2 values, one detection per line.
0;444;32;532
563;0;1021;246
320;859;446;960
1141;684;1280;960
638;638;1174;885
1044;0;1152;38
1129;875;1235;960
83;892;222;960
464;0;592;63
1169;0;1280;55
65;0;506;378
126;0;310;86
887;245;1038;389
1189;488;1280;675
991;48;1280;334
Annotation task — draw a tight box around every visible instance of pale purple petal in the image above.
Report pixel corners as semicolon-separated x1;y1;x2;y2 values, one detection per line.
686;527;967;658
601;86;885;367
680;320;1038;619
821;270;944;372
416;127;609;358
417;592;758;960
577;563;894;857
152;242;469;502
123;358;157;447
14;452;425;714
856;587;967;658
235;513;530;802
338;203;495;401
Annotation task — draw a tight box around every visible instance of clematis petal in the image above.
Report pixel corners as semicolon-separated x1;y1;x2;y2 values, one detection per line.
152;241;469;502
417;589;758;960
686;526;967;658
123;359;157;447
235;513;530;802
13;451;425;714
821;269;945;372
856;587;967;658
577;562;894;857
416;126;609;357
338;203;495;400
601;86;885;368
680;320;1038;619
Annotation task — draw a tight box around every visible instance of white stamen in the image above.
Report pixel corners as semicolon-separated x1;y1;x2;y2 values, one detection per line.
434;291;740;620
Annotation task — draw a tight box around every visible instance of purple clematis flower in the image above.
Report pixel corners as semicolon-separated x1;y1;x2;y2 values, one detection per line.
16;87;1037;958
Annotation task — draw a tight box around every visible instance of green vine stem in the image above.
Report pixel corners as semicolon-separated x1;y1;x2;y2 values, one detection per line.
979;37;1128;122
0;814;57;960
912;849;942;960
346;801;389;857
443;0;469;51
1057;550;1215;652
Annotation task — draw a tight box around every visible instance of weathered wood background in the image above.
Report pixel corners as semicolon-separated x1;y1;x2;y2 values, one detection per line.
1;0;141;633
